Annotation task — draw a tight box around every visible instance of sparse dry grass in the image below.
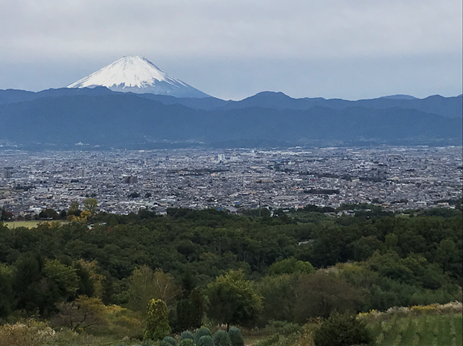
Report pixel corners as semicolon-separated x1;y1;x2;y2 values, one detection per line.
3;221;67;229
3;221;42;228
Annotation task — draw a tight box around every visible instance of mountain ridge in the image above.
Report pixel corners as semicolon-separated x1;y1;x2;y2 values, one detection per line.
0;90;460;149
1;88;461;118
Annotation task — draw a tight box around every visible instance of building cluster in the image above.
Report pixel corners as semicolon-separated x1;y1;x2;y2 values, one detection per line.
0;146;461;217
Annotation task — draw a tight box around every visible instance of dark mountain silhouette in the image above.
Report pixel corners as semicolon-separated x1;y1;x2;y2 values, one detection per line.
0;89;460;149
1;89;461;118
213;92;462;118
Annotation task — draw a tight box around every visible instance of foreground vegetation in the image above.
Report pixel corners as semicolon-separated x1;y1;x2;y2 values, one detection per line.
0;203;461;345
0;302;461;346
364;302;462;346
371;313;462;346
252;302;463;346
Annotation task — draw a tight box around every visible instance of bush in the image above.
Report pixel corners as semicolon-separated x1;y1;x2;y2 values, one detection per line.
295;272;363;321
161;340;173;346
180;331;194;341
267;257;315;275
180;339;195;346
163;336;177;346
198;335;215;346
194;328;212;345
265;320;302;336
0;320;55;346
228;327;244;346
213;330;232;346
257;333;302;346
143;299;171;341
313;312;372;346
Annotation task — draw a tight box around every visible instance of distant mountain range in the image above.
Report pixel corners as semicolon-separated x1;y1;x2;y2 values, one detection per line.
0;53;461;149
2;87;460;118
0;87;461;149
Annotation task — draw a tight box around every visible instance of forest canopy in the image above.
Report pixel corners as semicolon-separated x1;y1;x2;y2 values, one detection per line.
0;205;461;335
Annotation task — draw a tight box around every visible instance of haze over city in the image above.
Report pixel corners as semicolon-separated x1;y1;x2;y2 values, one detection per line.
0;0;461;100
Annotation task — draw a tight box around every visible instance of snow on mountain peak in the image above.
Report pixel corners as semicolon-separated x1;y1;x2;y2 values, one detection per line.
68;56;180;89
67;56;209;98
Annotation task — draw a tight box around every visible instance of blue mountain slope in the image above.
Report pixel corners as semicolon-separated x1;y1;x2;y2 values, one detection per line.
0;92;460;148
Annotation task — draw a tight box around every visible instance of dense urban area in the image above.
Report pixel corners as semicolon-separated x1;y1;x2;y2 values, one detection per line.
0;146;461;218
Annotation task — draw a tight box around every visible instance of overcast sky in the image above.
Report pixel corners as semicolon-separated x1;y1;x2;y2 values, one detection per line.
0;0;461;100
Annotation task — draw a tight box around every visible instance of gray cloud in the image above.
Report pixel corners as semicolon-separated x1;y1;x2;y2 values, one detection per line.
0;0;461;99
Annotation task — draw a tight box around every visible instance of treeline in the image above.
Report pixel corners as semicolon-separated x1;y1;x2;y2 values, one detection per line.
0;204;461;335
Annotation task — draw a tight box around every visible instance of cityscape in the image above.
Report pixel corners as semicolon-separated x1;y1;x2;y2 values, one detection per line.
1;145;461;218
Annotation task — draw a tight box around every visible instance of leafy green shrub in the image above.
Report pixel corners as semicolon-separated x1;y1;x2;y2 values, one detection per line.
228;327;244;346
176;290;205;331
295;272;363;321
198;335;215;346
268;257;315;275
180;331;194;341
265;320;302;336
257;334;280;346
194;328;212;345
313;312;372;346
180;338;195;346
256;333;302;346
161;340;173;346
143;299;171;341
213;330;232;346
204;270;262;329
163;336;177;346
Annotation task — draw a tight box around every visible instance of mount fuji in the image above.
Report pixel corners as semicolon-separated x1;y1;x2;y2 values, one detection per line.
67;56;209;98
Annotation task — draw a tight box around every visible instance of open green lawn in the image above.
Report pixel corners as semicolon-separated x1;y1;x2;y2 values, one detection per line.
3;220;66;229
3;220;41;228
370;314;462;346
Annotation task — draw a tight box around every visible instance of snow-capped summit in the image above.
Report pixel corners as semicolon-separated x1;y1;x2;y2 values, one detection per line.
67;56;209;98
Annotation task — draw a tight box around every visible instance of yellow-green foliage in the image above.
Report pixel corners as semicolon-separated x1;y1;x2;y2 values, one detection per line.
76;259;105;299
297;320;323;346
143;299;171;341
180;339;195;346
358;301;462;322
0;319;55;346
357;302;463;346
43;259;79;298
370;314;462;346
51;296;143;340
127;266;180;313
205;270;262;328
67;211;91;223
3;221;49;229
411;303;439;314
255;303;463;346
102;303;143;339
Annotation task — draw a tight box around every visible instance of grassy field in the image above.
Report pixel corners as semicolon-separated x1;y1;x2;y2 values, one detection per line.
3;220;41;228
2;220;66;228
370;313;462;346
246;303;463;346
